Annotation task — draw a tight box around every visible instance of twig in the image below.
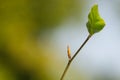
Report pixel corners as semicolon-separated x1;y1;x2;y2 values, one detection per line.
60;34;92;80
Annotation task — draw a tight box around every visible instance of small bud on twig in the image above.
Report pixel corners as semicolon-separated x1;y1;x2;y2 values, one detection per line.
67;45;71;60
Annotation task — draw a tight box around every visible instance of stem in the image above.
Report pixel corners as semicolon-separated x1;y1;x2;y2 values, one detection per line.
60;34;92;80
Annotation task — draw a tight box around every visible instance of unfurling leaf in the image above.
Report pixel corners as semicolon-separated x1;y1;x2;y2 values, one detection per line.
86;4;105;35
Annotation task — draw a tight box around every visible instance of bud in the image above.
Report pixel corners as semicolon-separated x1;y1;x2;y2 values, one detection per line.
67;45;71;60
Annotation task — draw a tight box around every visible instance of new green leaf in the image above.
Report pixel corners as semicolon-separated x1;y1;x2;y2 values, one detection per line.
86;4;105;35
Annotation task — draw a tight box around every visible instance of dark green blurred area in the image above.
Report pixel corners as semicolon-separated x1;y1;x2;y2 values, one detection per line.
0;0;84;80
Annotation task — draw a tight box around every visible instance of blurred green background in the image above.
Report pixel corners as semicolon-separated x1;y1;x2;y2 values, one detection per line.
0;0;120;80
0;0;84;80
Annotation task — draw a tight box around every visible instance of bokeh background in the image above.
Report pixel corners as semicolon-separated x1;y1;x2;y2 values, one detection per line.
0;0;120;80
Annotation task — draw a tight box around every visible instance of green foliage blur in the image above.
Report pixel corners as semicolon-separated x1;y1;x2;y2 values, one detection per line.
0;0;84;80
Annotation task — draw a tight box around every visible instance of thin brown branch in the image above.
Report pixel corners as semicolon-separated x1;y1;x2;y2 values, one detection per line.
60;34;92;80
